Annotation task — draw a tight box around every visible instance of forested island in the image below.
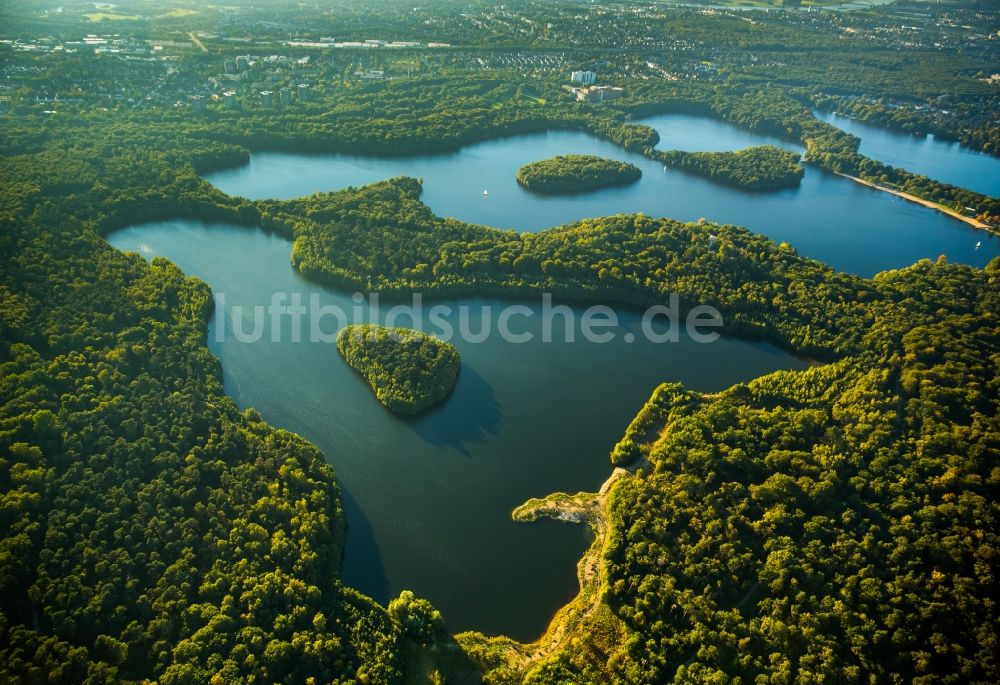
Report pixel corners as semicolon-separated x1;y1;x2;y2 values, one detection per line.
655;145;804;190
515;154;642;194
337;324;461;414
2;1;999;683
3;72;998;684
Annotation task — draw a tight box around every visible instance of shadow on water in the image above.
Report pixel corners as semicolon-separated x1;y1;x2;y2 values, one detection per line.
402;364;504;455
339;487;390;605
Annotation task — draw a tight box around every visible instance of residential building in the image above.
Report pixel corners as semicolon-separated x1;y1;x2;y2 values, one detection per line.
575;85;624;103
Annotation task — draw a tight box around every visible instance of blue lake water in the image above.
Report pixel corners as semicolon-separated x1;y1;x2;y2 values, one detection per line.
205;113;999;277
108;111;998;640
815;109;1000;198
108;220;809;640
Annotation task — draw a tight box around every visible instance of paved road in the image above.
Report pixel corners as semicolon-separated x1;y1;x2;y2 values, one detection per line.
189;32;208;53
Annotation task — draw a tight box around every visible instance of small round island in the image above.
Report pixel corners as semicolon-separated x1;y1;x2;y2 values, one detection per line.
516;154;642;194
337;324;461;415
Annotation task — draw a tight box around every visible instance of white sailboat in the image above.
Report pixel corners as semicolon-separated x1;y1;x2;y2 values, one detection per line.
975;241;981;250
483;189;488;197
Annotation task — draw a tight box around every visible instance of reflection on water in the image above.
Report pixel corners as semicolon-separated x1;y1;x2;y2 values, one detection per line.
815;109;1000;198
402;365;504;455
205;113;999;276
106;110;998;640
108;219;811;639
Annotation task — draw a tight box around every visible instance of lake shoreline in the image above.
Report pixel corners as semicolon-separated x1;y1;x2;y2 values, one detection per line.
835;172;997;235
458;462;636;672
107;217;813;640
205;117;1000;275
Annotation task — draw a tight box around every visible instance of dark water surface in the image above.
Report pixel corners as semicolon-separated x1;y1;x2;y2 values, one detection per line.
108;112;996;639
108;219;808;639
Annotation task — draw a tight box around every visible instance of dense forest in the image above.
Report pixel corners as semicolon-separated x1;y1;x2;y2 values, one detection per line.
810;94;1000;156
618;82;1000;223
515;155;642;194
487;254;999;682
0;72;993;222
1;28;998;683
0;207;409;681
337;324;461;415
520;259;999;683
274;176;871;358
654;145;804;191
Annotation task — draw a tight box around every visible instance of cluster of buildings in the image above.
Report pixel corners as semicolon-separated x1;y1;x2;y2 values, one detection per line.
566;70;623;103
207;82;311;112
573;85;624;103
201;55;316;112
223;56;247;74
220;53;312;84
466;51;569;76
285;38;450;49
354;69;385;81
6;34;159;56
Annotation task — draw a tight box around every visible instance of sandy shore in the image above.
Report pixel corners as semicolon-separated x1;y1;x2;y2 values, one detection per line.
836;172;996;234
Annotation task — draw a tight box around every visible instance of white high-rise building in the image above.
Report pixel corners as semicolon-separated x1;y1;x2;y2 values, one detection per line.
570;70;596;85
